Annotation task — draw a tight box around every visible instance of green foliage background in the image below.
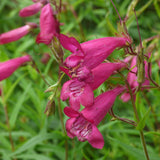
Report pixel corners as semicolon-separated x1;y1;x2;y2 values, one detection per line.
0;0;160;160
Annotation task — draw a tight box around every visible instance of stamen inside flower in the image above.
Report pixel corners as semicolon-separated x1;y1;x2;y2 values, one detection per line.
69;81;85;97
70;116;92;141
76;66;91;80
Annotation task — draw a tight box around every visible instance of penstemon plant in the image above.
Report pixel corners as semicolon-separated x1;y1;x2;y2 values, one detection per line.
0;0;160;160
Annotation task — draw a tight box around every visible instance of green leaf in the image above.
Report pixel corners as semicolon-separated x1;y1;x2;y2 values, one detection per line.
37;144;65;160
15;154;52;160
0;150;12;160
136;107;151;131
4;73;27;104
108;136;160;160
154;0;160;18
9;83;32;128
10;132;63;156
144;131;160;136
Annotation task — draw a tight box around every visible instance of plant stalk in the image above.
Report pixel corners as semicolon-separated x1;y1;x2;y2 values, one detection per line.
57;70;68;160
118;71;150;160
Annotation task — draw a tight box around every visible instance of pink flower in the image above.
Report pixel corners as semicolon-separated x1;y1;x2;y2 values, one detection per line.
0;55;31;81
61;62;126;110
60;34;131;70
121;56;150;102
19;2;43;17
36;4;59;45
81;37;131;70
59;34;84;56
64;86;125;149
0;23;37;44
61;80;94;111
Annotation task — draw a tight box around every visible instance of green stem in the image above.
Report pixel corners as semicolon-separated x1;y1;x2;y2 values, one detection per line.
57;70;68;160
1;85;17;160
109;108;137;126
57;96;68;160
148;62;160;89
118;71;150;160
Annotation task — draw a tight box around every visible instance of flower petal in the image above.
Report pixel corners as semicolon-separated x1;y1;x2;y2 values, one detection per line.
0;55;31;81
0;24;37;44
82;86;125;125
60;66;72;78
79;84;94;107
69;96;81;111
87;125;104;149
120;92;131;102
64;54;84;68
19;2;42;17
90;62;126;90
64;107;79;118
59;34;84;55
65;118;76;138
81;37;130;69
36;4;59;45
60;80;72;101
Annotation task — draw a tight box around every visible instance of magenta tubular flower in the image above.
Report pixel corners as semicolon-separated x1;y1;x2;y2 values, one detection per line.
64;86;125;149
0;55;31;81
60;34;131;70
61;62;126;110
19;2;43;17
81;37;131;70
0;23;37;45
36;4;59;45
121;56;150;102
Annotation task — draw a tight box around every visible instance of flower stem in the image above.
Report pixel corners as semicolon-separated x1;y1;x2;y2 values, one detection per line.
140;131;150;160
147;62;160;89
4;105;15;152
1;85;17;160
57;70;68;160
109;108;137;126
118;71;150;160
57;96;68;160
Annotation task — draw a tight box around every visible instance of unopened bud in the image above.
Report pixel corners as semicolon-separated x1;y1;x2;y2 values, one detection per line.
137;49;145;84
44;100;55;116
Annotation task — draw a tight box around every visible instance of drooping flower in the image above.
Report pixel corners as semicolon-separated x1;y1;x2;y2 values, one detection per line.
121;56;150;102
60;34;131;70
81;36;131;70
0;55;31;81
19;2;44;17
36;3;59;45
64;86;125;149
0;23;37;45
61;62;126;110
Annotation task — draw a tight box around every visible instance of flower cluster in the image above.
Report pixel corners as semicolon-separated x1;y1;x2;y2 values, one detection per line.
59;33;132;148
0;0;156;151
0;0;132;149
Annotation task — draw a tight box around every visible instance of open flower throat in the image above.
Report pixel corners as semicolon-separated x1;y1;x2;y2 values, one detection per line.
69;65;92;81
69;81;85;97
70;116;92;141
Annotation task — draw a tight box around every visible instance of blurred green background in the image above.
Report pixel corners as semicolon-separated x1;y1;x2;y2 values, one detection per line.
0;0;160;160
